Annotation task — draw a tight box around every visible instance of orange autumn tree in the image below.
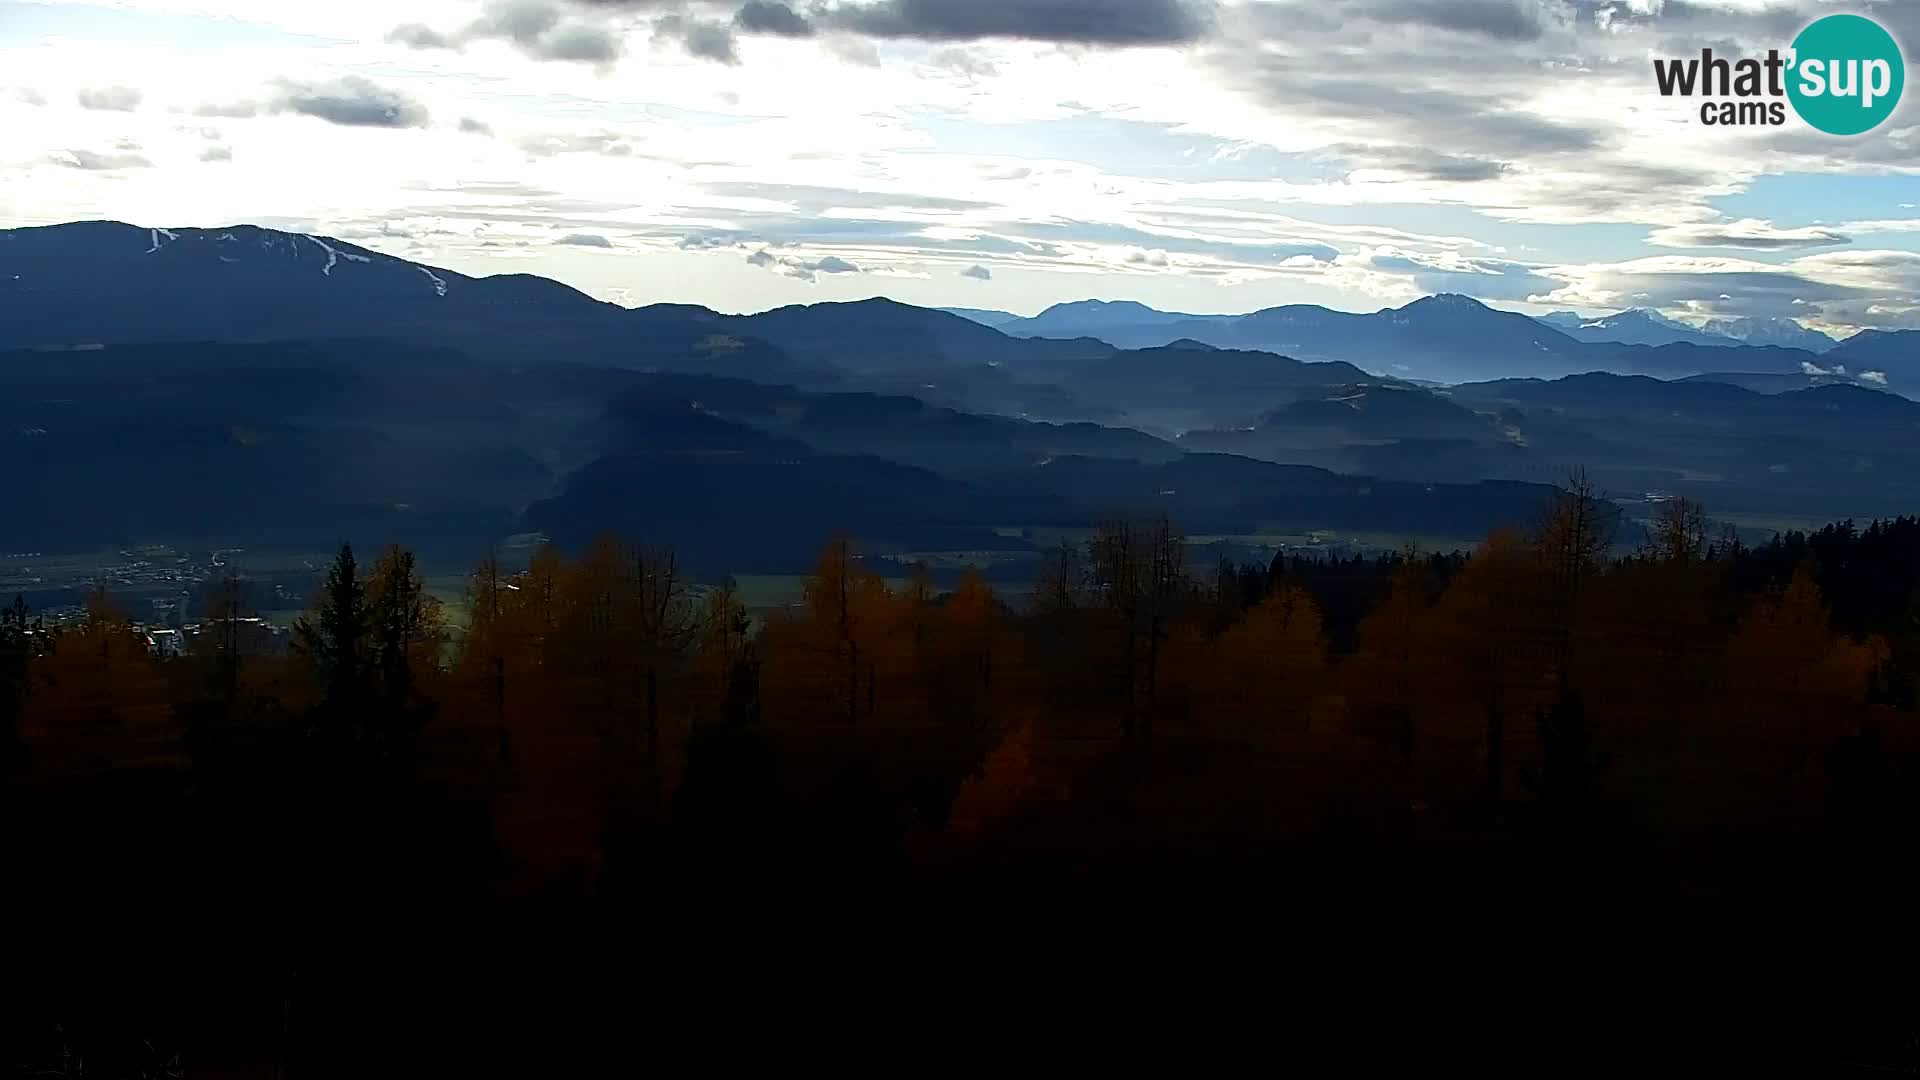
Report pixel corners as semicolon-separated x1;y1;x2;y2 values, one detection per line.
1724;564;1886;744
924;567;999;729
1421;528;1551;803
23;587;176;780
1188;582;1328;739
763;537;900;725
1342;556;1434;762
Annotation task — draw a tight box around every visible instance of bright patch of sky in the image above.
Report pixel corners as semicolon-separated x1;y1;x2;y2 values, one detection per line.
0;0;1915;330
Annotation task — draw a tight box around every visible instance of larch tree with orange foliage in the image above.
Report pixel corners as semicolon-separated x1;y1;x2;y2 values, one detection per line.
1725;564;1886;747
24;587;176;780
1345;555;1432;764
1203;582;1328;738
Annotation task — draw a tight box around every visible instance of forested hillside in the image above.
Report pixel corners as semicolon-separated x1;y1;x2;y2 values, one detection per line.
7;488;1920;1072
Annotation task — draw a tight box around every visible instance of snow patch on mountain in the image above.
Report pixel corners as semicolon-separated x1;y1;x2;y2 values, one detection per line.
305;234;372;277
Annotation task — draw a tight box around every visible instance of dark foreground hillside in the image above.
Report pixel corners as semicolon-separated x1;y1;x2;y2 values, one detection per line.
7;497;1920;1072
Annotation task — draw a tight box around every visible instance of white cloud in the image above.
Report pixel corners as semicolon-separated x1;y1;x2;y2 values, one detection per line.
1649;218;1850;251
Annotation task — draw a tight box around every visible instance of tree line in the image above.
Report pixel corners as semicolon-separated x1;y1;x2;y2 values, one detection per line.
4;484;1916;892
10;481;1920;1070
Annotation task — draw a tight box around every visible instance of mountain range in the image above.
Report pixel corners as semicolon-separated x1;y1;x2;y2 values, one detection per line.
957;298;1858;369
5;219;1917;572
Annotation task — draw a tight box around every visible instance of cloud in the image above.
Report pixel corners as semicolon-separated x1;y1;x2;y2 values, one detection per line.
1860;371;1889;386
268;76;430;128
745;246;865;281
929;47;996;78
655;14;739;63
961;264;993;280
387;22;457;48
77;85;143;112
1335;145;1510;182
390;0;625;65
697;181;995;213
194;100;259;118
199;145;233;163
1362;0;1547;41
736;0;814;36
1365;248;1558;301
518;130;642;156
14;87;46;106
678;230;747;249
1531;253;1896;325
1649;219;1852;251
825;34;882;64
820;0;1214;45
49;148;153;170
531;21;626;62
459;116;495;136
1835;218;1920;236
555;232;615;247
1224;64;1600;159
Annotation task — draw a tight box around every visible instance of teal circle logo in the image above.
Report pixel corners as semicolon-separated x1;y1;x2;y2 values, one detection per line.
1787;14;1905;136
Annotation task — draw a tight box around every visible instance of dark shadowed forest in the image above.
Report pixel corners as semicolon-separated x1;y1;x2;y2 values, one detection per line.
8;481;1920;1073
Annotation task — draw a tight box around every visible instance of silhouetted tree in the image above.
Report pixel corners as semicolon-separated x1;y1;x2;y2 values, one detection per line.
1530;680;1602;832
294;543;370;740
1087;515;1186;736
0;594;36;776
366;544;444;764
632;546;694;757
1648;496;1709;565
1535;468;1615;669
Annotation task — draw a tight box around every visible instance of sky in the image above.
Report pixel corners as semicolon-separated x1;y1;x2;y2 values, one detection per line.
0;0;1916;331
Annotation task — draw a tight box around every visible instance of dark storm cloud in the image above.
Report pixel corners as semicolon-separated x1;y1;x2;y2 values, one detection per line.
961;264;993;280
269;76;430;128
735;0;814;36
818;0;1214;45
